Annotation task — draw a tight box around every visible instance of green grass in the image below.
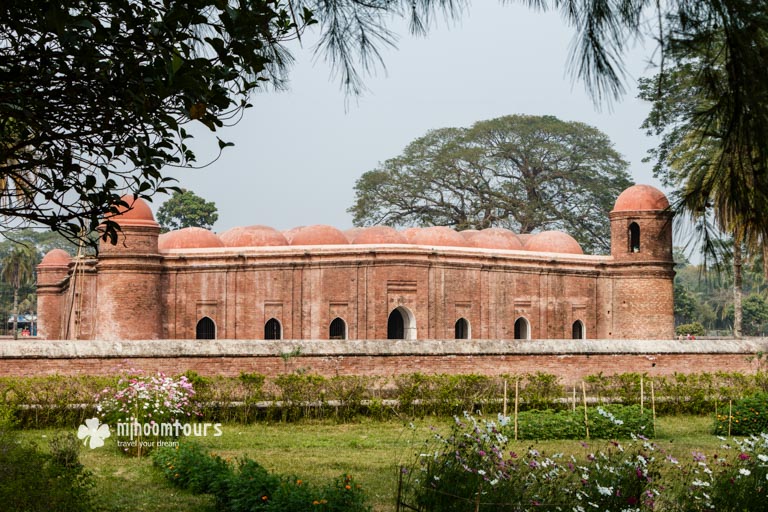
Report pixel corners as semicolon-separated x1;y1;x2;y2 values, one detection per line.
16;414;731;512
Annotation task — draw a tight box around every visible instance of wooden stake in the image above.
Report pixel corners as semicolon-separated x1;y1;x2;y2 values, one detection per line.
728;400;733;437
514;378;519;441
503;380;508;418
650;380;656;430
640;376;644;415
573;386;577;412
582;381;589;440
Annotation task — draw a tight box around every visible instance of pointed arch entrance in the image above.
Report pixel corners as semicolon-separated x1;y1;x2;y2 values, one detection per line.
196;317;216;340
387;306;416;340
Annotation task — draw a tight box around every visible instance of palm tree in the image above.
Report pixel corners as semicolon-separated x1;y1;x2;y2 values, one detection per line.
1;245;37;339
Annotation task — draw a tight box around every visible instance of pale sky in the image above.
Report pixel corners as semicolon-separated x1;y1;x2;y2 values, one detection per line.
164;2;663;234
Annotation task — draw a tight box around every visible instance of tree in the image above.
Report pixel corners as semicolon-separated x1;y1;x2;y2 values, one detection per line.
0;0;312;246
1;245;37;339
156;189;219;233
349;115;631;254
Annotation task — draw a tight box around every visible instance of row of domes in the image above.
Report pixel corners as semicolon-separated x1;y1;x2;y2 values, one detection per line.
157;224;584;254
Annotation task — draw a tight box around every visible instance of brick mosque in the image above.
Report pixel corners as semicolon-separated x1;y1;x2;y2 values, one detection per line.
36;184;675;342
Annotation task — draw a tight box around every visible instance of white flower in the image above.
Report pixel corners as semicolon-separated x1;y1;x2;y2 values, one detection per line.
739;468;751;476
692;479;710;487
596;485;613;496
757;454;768;462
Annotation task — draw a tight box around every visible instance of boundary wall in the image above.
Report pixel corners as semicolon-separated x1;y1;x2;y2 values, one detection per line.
1;338;767;385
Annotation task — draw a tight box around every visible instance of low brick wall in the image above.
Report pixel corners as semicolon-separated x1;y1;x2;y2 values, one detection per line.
1;338;767;385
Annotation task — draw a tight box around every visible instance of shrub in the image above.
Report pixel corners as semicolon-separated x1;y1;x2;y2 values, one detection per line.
153;441;371;512
714;393;768;436
511;405;654;440
0;429;94;511
676;322;706;337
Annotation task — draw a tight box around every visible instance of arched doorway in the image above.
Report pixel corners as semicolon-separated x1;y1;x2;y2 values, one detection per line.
454;318;470;339
629;222;640;252
514;317;530;340
264;318;281;340
329;317;347;340
387;306;416;340
572;320;585;339
196;317;216;340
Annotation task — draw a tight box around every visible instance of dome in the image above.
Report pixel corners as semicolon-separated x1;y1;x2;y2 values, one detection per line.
38;248;71;267
613;184;670;212
158;227;224;250
524;231;583;254
343;227;364;243
400;227;422;243
108;195;157;227
219;225;287;247
289;225;348;246
459;229;479;240
467;228;523;250
408;226;470;248
352;226;407;245
282;226;305;244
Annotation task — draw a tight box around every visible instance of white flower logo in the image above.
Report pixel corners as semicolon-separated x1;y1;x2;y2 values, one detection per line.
77;417;111;449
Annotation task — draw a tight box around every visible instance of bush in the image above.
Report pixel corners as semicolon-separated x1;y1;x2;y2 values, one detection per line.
512;405;654;440
152;441;371;512
0;429;94;511
714;393;768;436
676;322;706;337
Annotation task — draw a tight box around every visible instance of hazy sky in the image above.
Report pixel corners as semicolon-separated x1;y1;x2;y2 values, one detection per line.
164;2;663;234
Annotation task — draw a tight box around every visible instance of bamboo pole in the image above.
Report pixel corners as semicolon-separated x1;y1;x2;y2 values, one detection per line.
640;376;644;415
573;386;576;412
650;380;656;430
503;380;508;418
514;378;519;441
728;400;733;437
582;381;589;440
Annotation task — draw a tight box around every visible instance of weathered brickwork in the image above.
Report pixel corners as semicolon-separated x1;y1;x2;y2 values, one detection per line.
36;185;676;343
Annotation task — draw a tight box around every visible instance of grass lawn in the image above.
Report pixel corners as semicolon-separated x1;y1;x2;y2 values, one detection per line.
18;414;723;512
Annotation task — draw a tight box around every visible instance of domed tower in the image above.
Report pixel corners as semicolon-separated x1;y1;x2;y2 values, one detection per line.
602;184;675;339
94;196;163;340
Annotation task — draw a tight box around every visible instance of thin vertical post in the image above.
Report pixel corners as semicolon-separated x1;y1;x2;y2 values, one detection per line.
503;380;508;418
640;376;644;415
582;381;589;440
514;378;519;441
728;400;733;437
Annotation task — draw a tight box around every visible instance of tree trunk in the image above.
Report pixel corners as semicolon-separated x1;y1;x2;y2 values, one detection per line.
733;233;743;339
11;287;19;340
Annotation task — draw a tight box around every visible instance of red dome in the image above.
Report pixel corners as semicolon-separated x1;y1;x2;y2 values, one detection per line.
352;226;407;245
343;227;364;243
38;248;71;267
467;228;523;250
613;185;669;212
282;226;305;244
109;195;157;227
158;227;224;250
289;225;348;246
459;229;479;240
400;227;422;243
408;226;470;248
219;225;287;247
524;231;583;254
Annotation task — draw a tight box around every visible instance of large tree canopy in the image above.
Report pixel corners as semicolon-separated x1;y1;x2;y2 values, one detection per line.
157;189;219;233
349;115;631;254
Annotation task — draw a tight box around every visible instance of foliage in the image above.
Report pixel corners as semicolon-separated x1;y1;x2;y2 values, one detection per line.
726;294;768;336
156;188;219;233
714;393;768;436
0;0;310;244
0;429;93;511
349;114;631;254
1;243;38;338
153;440;371;512
675;322;706;337
514;405;655;440
401;411;768;512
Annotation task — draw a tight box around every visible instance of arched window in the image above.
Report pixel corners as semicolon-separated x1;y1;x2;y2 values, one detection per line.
629;222;640;252
196;317;216;340
514;317;530;340
572;320;585;340
264;318;281;340
329;317;347;340
387;306;416;340
454;318;470;339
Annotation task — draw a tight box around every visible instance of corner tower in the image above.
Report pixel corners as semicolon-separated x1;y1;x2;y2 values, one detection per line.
601;185;675;339
94;196;163;340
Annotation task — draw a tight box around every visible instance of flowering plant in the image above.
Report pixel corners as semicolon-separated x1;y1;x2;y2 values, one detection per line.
97;370;198;424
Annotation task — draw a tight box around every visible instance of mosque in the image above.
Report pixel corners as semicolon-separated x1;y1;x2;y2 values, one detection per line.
36;184;674;342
